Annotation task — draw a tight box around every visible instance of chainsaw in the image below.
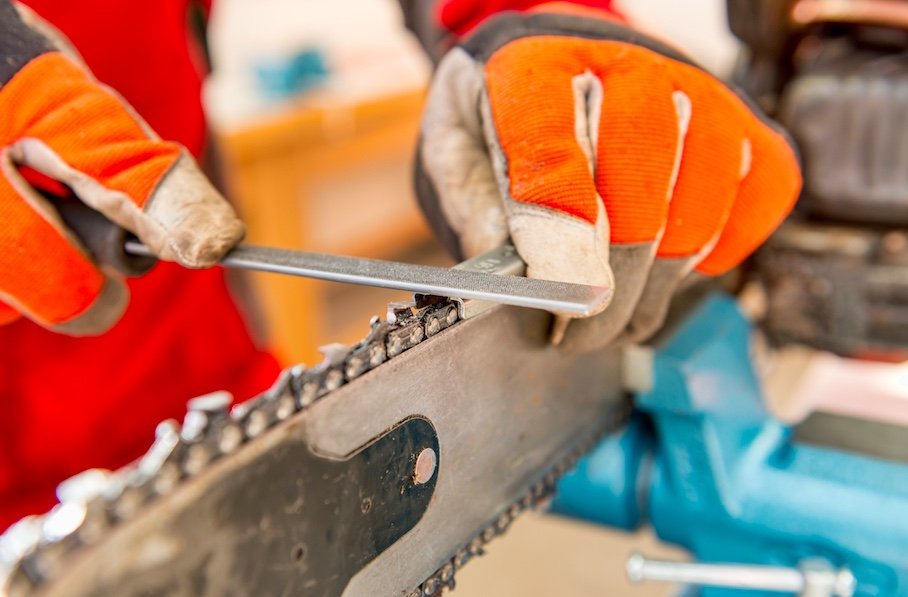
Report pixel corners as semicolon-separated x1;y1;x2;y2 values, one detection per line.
0;206;630;597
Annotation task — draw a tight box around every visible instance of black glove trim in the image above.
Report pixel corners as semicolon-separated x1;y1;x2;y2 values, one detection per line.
0;0;53;87
460;11;695;67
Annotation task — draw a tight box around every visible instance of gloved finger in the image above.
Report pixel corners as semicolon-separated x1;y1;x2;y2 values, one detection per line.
622;69;749;342
695;117;801;277
418;47;508;259
482;38;625;299
2;52;243;268
0;154;127;334
518;40;685;350
11;1;83;64
579;49;686;341
556;74;687;352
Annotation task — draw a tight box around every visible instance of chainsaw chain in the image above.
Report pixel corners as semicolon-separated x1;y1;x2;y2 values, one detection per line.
409;396;632;597
0;297;631;596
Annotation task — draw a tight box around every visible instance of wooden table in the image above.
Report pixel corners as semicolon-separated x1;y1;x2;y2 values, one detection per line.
216;89;439;364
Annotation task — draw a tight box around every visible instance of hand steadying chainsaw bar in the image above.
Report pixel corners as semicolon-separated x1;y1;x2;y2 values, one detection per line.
0;205;629;597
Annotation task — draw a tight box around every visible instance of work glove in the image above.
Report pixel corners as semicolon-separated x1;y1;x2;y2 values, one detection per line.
0;1;243;336
415;4;802;350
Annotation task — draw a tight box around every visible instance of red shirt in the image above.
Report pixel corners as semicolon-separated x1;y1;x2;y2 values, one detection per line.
438;0;615;36
0;0;280;530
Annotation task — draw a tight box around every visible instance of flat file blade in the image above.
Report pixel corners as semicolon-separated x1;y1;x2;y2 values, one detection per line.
125;241;612;316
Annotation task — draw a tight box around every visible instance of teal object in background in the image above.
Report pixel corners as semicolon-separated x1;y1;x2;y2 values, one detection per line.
254;48;329;99
553;294;908;596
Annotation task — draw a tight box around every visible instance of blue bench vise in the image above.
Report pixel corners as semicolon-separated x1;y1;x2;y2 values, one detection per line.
553;294;908;596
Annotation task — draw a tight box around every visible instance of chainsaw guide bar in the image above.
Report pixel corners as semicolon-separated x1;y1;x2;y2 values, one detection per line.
0;249;630;597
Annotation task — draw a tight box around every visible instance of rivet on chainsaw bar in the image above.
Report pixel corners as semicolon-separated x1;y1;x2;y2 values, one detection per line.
413;448;437;485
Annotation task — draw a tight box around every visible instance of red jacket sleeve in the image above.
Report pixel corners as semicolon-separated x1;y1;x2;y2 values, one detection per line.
397;0;622;62
438;0;617;37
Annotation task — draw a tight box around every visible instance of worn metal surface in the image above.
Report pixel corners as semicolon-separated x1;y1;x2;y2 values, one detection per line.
554;294;908;597
35;418;438;597
309;307;625;597
758;221;908;356
124;241;612;316
780;42;908;226
29;305;624;597
796;411;908;464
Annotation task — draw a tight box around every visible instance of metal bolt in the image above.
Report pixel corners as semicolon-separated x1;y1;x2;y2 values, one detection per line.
388;335;404;357
531;481;546;498
468;537;485;556
454;549;471;569
183;444;211;476
75;504;109;544
369;344;386;366
423;578;439;595
299;382;318;407
324;369;344;392
446;307;458;325
801;558;856;597
426;316;441;337
481;525;497;542
413;448;437;485
218;424;244;454
276;395;295;420
345;357;365;380
153;463;181;496
534;495;554;512
495;513;510;532
440;562;455;582
111;486;142;520
244;410;268;438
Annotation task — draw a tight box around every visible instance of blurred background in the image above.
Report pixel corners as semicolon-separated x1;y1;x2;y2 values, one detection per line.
202;1;735;594
203;0;740;366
